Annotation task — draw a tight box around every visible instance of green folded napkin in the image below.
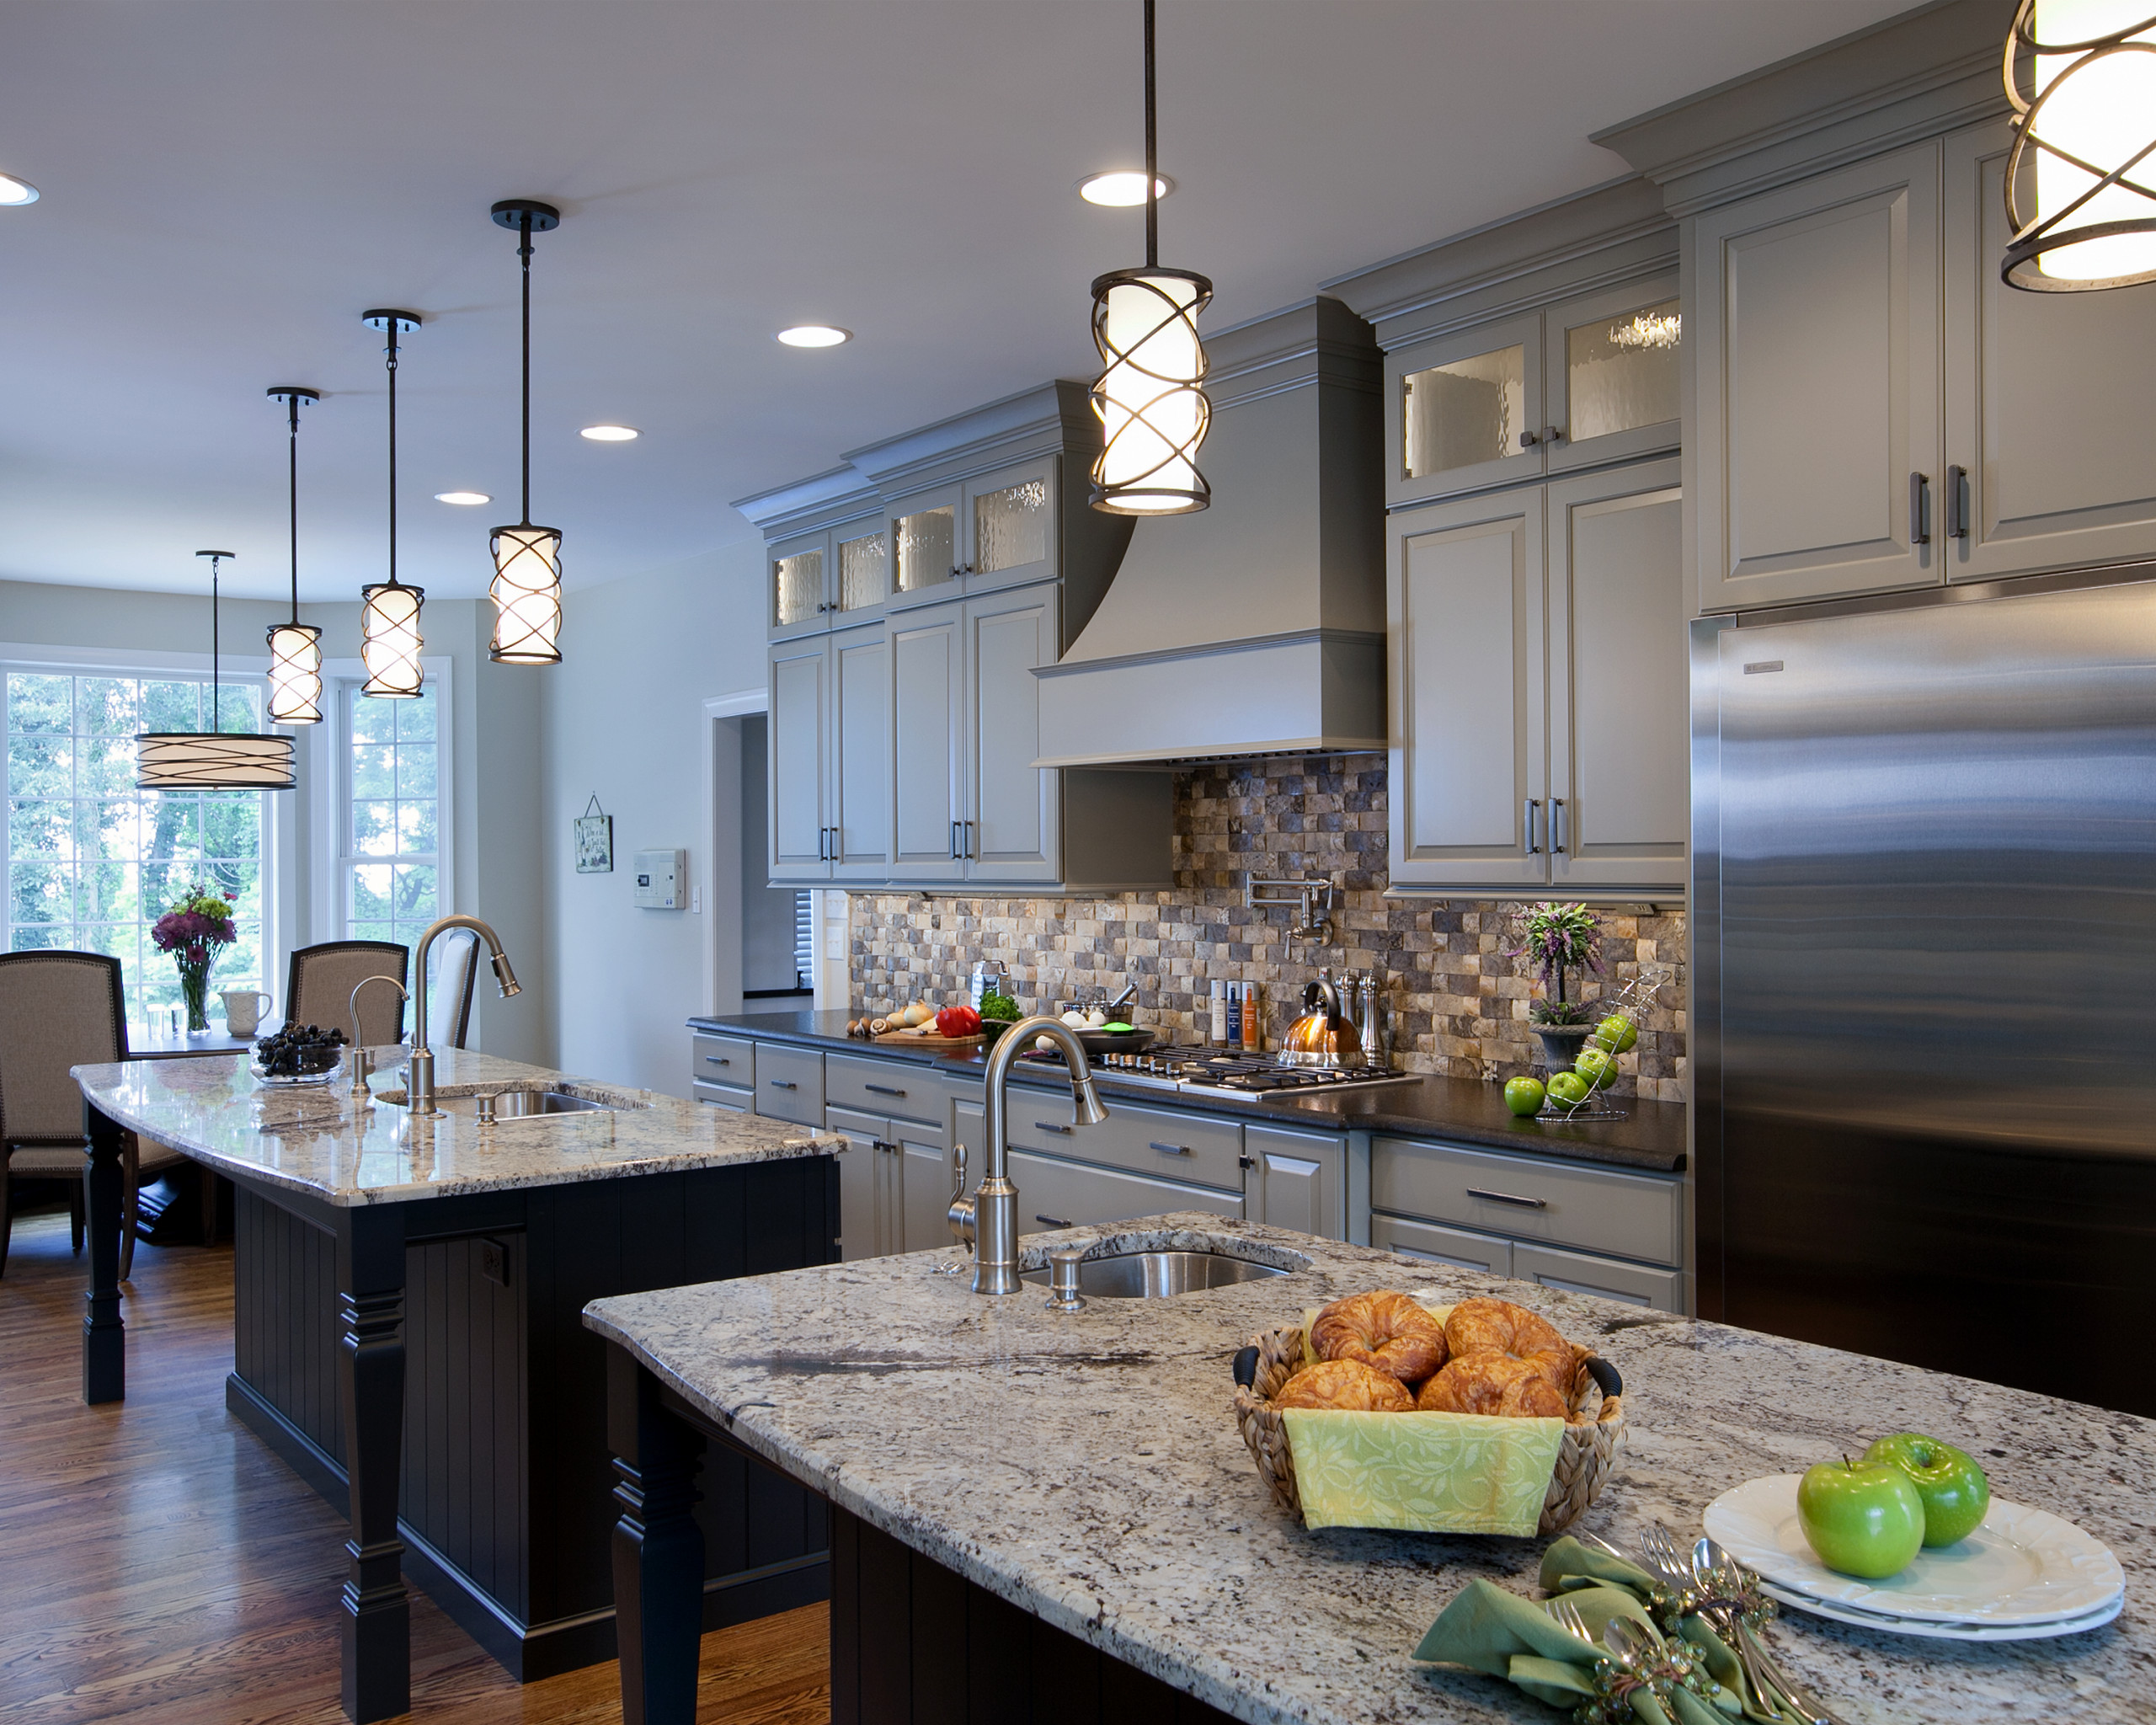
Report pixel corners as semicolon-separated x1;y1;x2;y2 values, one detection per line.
1413;1535;1793;1724
1279;1406;1565;1534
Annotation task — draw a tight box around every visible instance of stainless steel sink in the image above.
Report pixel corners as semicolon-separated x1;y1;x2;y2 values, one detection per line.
1018;1249;1289;1299
379;1087;613;1117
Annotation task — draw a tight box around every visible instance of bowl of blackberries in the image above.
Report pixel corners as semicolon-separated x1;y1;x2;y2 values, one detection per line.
251;1024;348;1086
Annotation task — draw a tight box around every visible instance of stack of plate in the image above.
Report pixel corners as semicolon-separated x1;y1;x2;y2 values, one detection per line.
1703;1476;2124;1642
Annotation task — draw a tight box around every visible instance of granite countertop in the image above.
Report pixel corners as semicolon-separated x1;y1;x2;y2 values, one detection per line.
587;1215;2153;1725
72;1046;840;1209
691;1012;1686;1173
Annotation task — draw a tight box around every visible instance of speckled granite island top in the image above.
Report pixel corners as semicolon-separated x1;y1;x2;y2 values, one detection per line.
72;1047;839;1207
586;1215;2153;1724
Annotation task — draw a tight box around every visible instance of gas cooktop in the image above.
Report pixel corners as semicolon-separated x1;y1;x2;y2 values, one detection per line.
1013;1044;1417;1104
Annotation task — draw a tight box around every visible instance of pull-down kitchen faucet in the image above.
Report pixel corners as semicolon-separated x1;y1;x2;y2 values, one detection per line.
405;915;522;1118
947;1016;1107;1295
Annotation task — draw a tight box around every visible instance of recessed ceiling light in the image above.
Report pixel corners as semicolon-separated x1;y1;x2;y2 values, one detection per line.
1078;170;1174;207
776;324;851;348
579;424;639;441
435;490;491;505
0;174;40;206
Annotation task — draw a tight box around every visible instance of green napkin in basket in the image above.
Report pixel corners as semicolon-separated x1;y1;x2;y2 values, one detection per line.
1413;1535;1790;1725
1280;1406;1565;1534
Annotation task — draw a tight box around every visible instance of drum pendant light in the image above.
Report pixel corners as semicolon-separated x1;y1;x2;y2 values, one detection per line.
136;553;297;791
2003;0;2156;289
488;199;564;665
264;386;323;724
1088;0;1212;515
359;310;426;697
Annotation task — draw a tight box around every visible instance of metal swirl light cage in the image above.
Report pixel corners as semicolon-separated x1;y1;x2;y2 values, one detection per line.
2003;0;2156;290
1089;265;1214;514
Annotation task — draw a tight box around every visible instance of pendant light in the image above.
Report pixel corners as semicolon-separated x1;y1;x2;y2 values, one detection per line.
359;309;426;697
488;199;564;665
136;553;297;791
2003;0;2156;290
1087;0;1212;515
264;386;323;724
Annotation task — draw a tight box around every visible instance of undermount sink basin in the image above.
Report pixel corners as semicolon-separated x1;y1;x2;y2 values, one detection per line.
379;1087;614;1117
1019;1248;1289;1299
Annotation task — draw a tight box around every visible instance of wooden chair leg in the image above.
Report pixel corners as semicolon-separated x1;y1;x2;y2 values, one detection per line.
120;1134;141;1281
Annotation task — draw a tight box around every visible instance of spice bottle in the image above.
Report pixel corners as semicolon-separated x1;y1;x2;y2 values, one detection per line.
1209;980;1228;1045
1225;981;1242;1048
1242;980;1261;1050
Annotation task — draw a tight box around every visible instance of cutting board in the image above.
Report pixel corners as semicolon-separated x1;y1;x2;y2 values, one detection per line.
873;1029;986;1049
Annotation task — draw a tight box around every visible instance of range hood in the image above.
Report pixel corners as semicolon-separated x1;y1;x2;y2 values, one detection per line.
1034;296;1385;768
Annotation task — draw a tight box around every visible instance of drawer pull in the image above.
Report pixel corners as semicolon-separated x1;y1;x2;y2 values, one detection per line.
704;1055;731;1065
1033;1121;1072;1135
768;1079;798;1091
1149;1140;1191;1156
1466;1187;1547;1210
1035;1214;1074;1228
866;1083;906;1097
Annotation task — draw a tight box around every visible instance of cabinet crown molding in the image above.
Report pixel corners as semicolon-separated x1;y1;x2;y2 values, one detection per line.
844;378;1097;497
731;464;882;540
1594;0;2015;218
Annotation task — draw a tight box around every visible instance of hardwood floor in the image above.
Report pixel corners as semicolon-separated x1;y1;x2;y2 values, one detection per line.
0;1211;830;1725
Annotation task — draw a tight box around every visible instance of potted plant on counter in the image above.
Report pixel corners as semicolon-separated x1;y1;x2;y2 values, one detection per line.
1512;901;1603;1074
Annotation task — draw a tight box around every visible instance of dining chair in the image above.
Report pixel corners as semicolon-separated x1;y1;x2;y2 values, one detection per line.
285;941;409;1046
0;949;184;1279
424;927;480;1051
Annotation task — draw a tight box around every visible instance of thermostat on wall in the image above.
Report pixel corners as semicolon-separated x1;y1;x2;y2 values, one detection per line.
633;848;687;910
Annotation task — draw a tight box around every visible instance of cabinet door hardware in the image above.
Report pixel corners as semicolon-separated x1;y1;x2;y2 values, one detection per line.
1466;1187;1548;1210
767;1079;798;1090
962;820;974;859
1035;1214;1074;1228
1033;1121;1072;1135
1149;1141;1192;1156
866;1083;906;1097
1542;425;1564;445
1909;471;1930;545
949;820;960;861
1523;798;1542;855
1551;798;1568;855
1237;1153;1255;1169
1519;430;1541;448
817;827;829;862
704;1055;731;1065
1945;464;1967;539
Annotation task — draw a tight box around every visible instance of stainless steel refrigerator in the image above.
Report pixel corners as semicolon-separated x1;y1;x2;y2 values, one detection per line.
1691;571;2156;1418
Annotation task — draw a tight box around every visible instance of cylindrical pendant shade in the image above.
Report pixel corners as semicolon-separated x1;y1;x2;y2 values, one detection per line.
360;579;425;697
136;730;296;791
488;522;563;665
2004;0;2156;289
1089;266;1213;514
265;621;323;725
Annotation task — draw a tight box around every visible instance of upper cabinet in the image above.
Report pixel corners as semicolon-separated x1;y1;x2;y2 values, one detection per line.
768;514;894;639
885;457;1059;614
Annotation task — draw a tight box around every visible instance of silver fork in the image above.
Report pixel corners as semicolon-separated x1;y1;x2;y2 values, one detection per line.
1638;1521;1696;1592
1694;1536;1849;1725
1545;1595;1598;1650
1642;1523;1822;1725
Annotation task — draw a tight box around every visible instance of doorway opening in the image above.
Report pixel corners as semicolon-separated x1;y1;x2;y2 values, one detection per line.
739;713;813;1005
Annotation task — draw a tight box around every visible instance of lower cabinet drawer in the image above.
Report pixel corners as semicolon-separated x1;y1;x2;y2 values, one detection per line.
755;1042;825;1126
1512;1243;1684;1311
691;1033;754;1089
1370;1135;1684;1267
1370;1212;1513;1278
1008;1150;1242;1235
826;1051;946;1130
692;1078;753;1113
1007;1089;1244;1194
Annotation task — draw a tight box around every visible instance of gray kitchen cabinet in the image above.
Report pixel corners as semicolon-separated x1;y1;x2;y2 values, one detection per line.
827;1099;957;1260
885;485;965;612
965;583;1059;884
830;624;891;881
691;1033;754;1112
1390;458;1684;895
766;636;829;881
753;1041;825;1126
896;1128;958;1257
1513;1242;1683;1312
1243;1123;1347;1242
767;515;893;639
886;457;1059;613
1691;141;1943;611
1370;1212;1513;1277
1943;119;2156;585
1369;1134;1684;1268
824;1051;942;1128
1540;274;1683;478
889;601;967;881
826;1105;889;1262
1007;1150;1243;1235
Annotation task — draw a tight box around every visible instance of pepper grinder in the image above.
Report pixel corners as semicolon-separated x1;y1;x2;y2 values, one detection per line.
1358;972;1387;1068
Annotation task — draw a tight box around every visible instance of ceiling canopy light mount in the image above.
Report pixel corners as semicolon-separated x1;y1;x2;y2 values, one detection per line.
264;387;323;726
1088;0;1213;515
488;200;565;665
2003;0;2156;290
360;310;426;698
136;551;296;791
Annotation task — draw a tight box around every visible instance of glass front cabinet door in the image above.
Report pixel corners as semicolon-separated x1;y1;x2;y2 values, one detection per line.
1389;312;1545;507
961;458;1058;593
886;487;965;611
767;530;830;640
1543;274;1681;474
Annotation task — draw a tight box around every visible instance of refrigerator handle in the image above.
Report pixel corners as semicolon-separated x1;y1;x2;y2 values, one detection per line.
1909;471;1930;546
1524;798;1542;856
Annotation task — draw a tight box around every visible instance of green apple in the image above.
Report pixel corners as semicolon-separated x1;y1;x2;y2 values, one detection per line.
1863;1433;1990;1547
1574;1047;1620;1090
1545;1071;1592;1108
1797;1458;1926;1578
1504;1076;1545;1117
1593;1013;1638;1054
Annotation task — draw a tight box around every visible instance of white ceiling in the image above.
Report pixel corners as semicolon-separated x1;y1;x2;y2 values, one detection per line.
1;0;1913;606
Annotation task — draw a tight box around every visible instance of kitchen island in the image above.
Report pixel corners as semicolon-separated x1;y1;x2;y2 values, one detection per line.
71;1048;842;1721
587;1215;2152;1724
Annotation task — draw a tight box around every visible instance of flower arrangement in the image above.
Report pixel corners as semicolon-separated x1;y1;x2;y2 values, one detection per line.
1512;901;1602;1026
152;884;238;1033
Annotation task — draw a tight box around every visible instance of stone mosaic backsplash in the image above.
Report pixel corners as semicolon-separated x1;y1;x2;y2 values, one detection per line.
848;754;1685;1102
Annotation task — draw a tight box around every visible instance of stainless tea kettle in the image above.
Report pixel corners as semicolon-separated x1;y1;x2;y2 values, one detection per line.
1280;976;1362;1066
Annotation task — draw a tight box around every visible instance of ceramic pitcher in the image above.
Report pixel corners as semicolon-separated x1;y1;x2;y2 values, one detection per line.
221;990;272;1038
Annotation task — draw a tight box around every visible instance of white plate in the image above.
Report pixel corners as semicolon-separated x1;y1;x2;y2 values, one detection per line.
1704;1475;2124;1626
1759;1581;2122;1642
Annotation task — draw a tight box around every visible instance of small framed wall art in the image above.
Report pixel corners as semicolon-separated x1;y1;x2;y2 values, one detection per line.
574;794;614;873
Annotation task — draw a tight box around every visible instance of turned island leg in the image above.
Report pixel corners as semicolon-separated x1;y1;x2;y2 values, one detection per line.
81;1099;127;1403
335;1205;409;1722
608;1343;706;1725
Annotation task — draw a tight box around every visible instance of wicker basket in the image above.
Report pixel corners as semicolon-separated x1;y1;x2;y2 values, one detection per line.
1231;1326;1625;1537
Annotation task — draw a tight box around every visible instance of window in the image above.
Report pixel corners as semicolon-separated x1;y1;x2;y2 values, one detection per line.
793;890;814;990
4;669;270;1034
337;679;440;961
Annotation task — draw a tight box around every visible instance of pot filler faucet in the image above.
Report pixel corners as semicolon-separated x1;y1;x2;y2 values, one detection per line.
406;915;522;1119
947;1015;1108;1295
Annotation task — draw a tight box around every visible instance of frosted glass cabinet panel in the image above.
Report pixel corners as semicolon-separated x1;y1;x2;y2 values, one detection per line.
836;526;890;615
1387;312;1545;506
966;461;1056;590
770;542;825;636
893;499;958;597
1564;298;1680;445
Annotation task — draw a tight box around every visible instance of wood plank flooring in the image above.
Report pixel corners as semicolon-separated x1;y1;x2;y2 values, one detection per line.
0;1212;830;1725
